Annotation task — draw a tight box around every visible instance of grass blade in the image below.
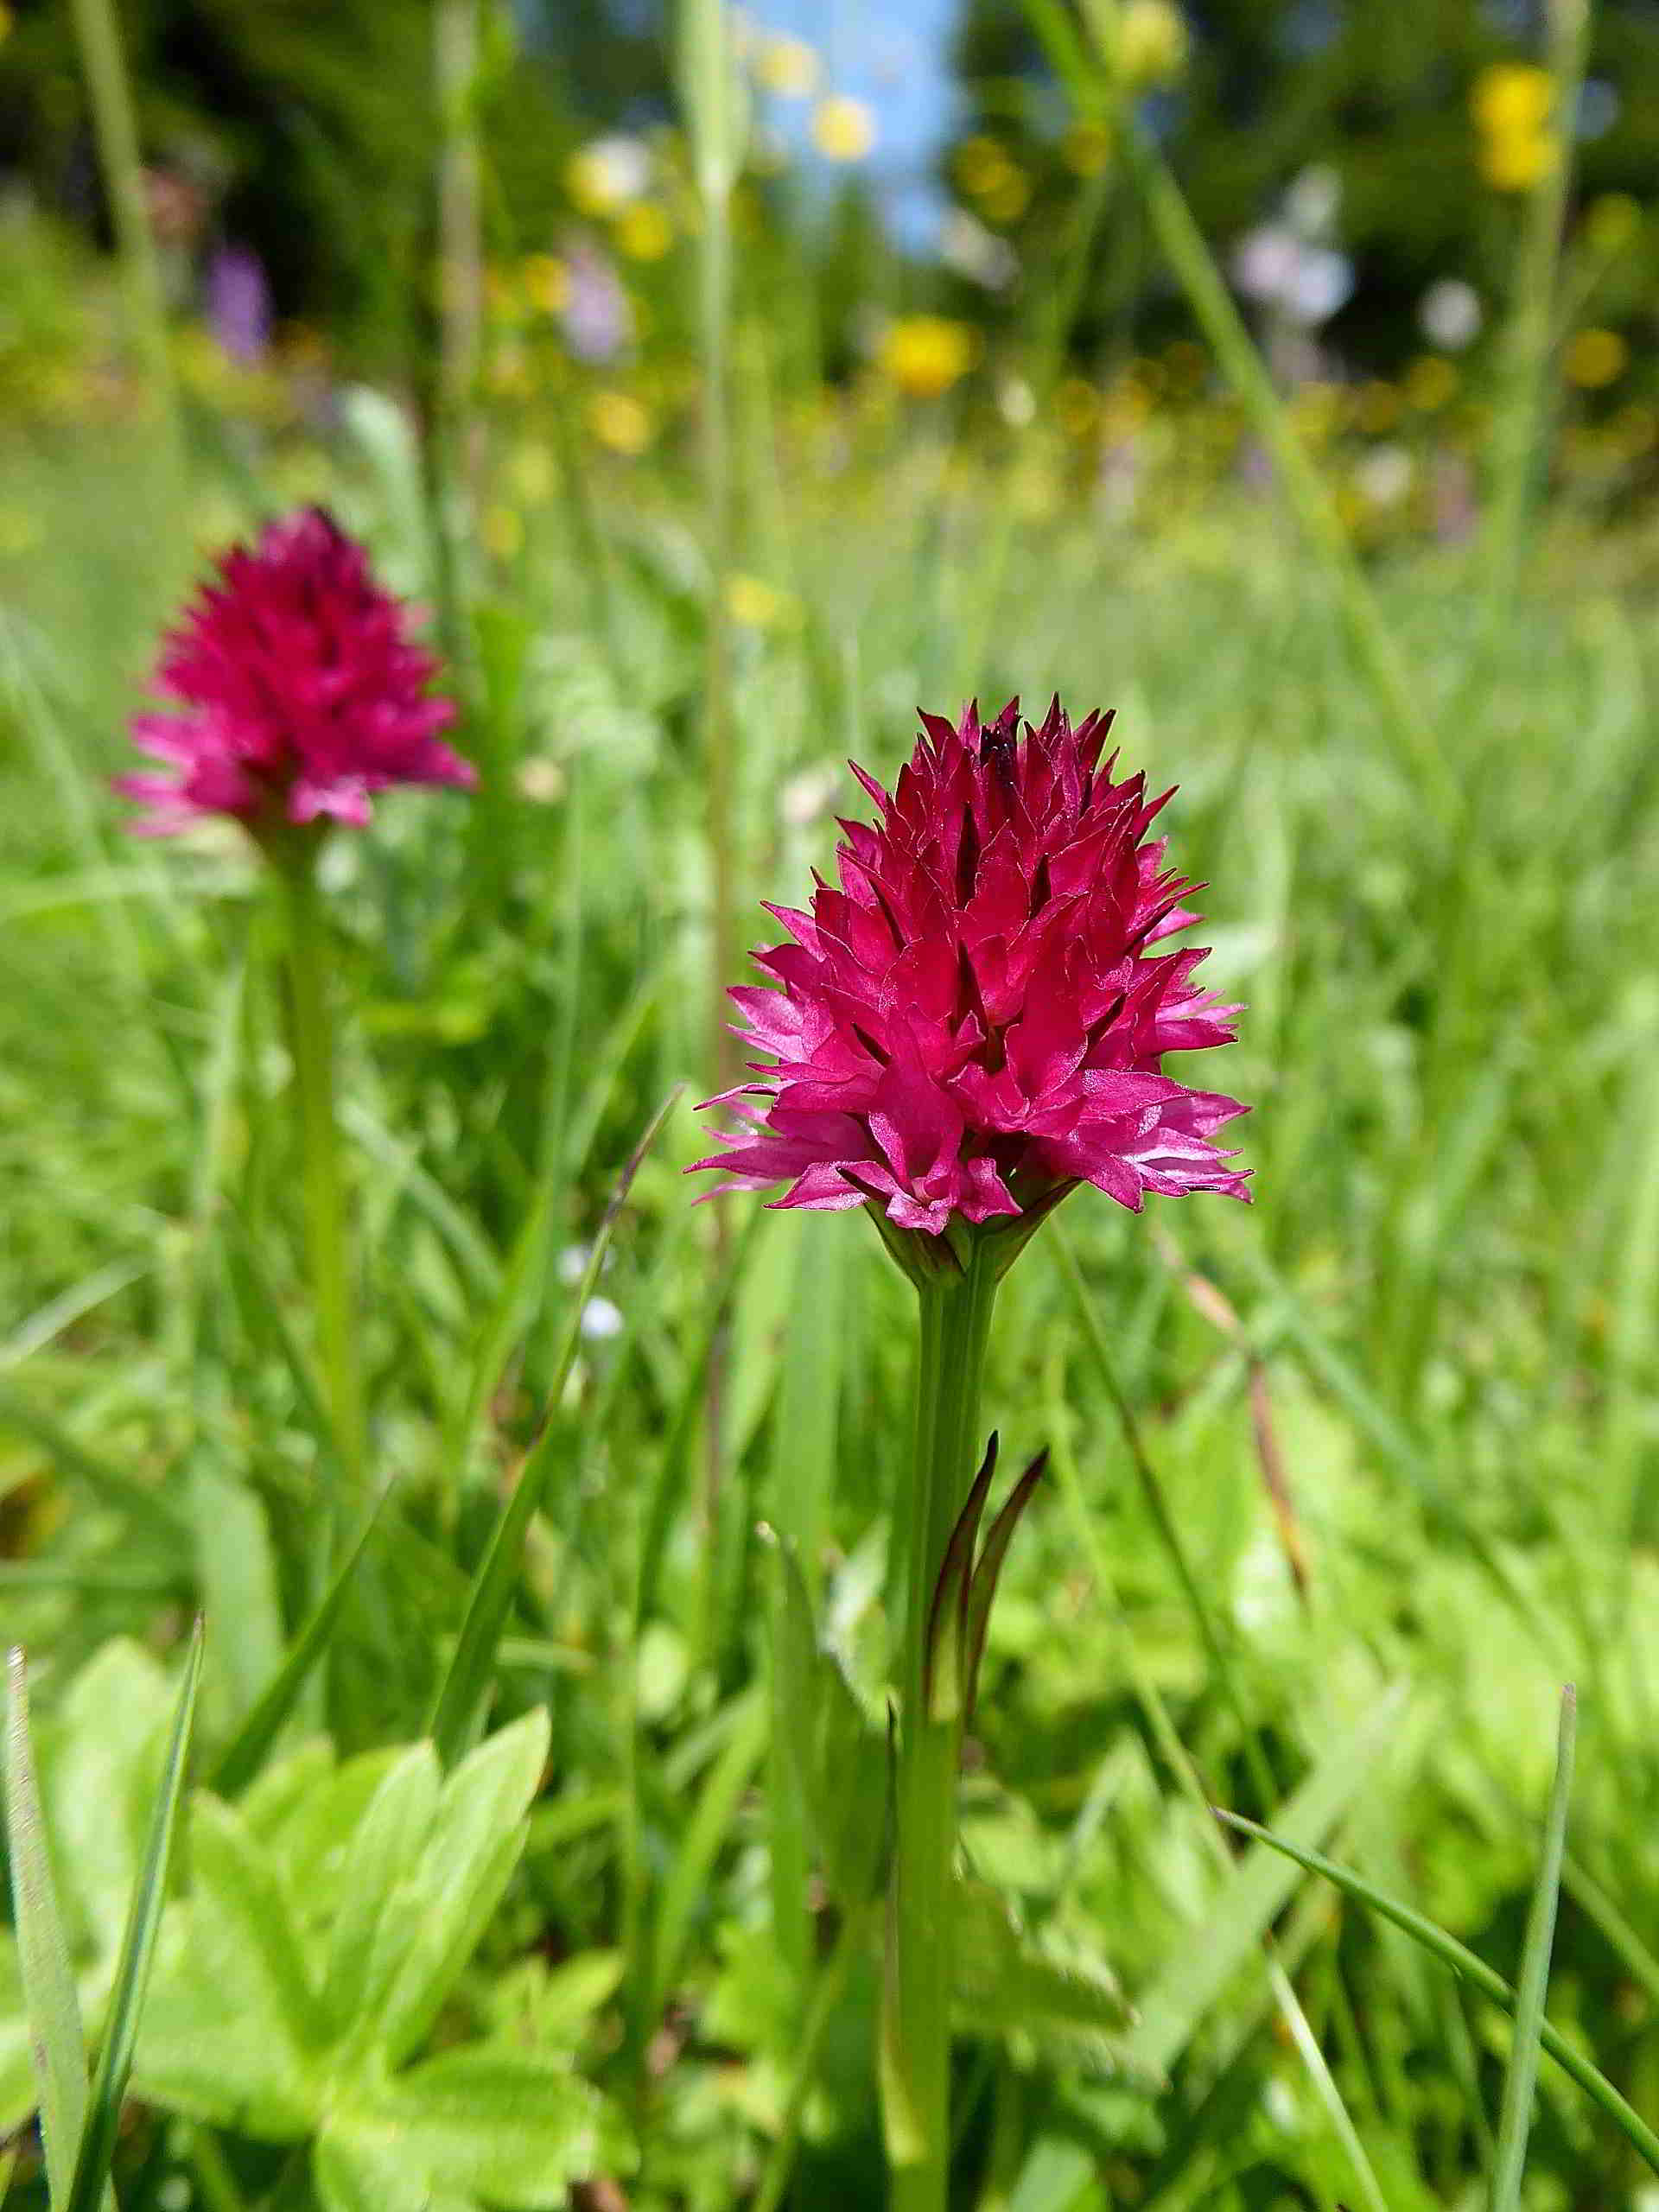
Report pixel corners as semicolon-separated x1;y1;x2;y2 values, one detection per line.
62;1620;205;2212
1490;1686;1578;2212
428;1087;683;1767
208;1494;392;1799
4;1649;90;2204
1216;1780;1659;2180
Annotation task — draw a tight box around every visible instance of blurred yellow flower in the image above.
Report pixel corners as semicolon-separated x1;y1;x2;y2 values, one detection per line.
1586;194;1642;255
521;254;569;315
879;315;977;400
1480;130;1553;192
955;135;1014;198
1472;62;1552;137
614;203;673;262
588;390;654;454
1062;121;1115;178
1356;379;1401;435
756;34;818;98
1472;63;1554;193
1404;354;1459;410
0;5;13;47
1057;377;1101;437
1114;0;1189;90
726;573;798;628
567;136;651;215
980;170;1033;225
483;505;524;560
1565;327;1628;389
487;348;532;398
812;96;875;162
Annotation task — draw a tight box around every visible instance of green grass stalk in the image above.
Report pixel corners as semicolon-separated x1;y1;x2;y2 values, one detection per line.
65;0;182;485
1478;0;1593;645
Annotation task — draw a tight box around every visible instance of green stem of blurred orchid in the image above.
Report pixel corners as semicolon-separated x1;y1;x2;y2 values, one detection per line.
276;842;367;1519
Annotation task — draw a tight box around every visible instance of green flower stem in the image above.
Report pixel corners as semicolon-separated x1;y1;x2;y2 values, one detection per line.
885;1239;1001;2212
275;844;366;1513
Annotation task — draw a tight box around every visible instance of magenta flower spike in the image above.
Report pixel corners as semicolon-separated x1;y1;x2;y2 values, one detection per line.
115;507;473;842
693;696;1249;1274
696;699;1249;2212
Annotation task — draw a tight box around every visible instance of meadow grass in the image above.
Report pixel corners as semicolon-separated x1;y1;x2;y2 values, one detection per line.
4;0;1659;2199
3;397;1658;2209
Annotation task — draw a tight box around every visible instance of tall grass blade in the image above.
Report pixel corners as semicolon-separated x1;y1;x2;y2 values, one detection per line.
1215;1796;1659;2177
4;1649;90;2204
63;1619;204;2212
428;1087;683;1767
209;1495;393;1798
1490;1686;1578;2212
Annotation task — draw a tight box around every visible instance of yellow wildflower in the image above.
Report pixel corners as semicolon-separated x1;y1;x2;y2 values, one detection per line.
726;574;798;628
1472;62;1553;137
1472;63;1554;194
1565;327;1628;390
521;254;569;315
812;96;875;162
587;390;654;454
1114;0;1189;90
1404;355;1459;410
614;203;673;262
756;35;818;98
879;315;977;400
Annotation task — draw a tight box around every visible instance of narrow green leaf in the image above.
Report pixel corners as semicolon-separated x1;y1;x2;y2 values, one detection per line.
64;1621;204;2212
4;1648;90;2204
649;1691;768;2024
210;1492;392;1799
1125;1685;1407;2079
962;1446;1049;1720
429;1088;681;1768
1491;1686;1578;2212
1215;1802;1659;2178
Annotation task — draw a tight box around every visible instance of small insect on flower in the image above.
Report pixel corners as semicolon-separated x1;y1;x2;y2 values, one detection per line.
115;507;472;841
692;698;1249;1262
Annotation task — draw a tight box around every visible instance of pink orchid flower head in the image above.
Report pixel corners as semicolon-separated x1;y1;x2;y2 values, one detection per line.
692;697;1249;1273
116;506;473;842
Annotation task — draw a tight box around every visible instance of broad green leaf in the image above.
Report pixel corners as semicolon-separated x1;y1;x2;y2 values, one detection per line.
4;1649;88;2202
315;2125;479;2212
953;1880;1135;2077
64;1623;203;2212
46;1639;174;1955
1125;1685;1408;2079
381;1711;550;2066
321;1743;441;2040
486;1951;625;2053
187;1794;332;2050
334;2048;607;2208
